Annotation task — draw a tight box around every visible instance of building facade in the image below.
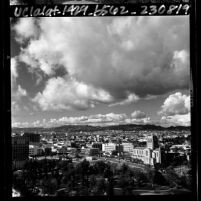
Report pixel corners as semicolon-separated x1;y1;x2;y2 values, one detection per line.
147;135;159;149
89;148;100;156
122;143;134;152
131;135;161;166
102;143;116;153
12;136;29;169
23;133;40;146
29;145;44;156
92;142;102;151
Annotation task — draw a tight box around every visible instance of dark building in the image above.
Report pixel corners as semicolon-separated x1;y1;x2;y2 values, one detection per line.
44;147;52;155
160;150;181;167
58;146;67;154
116;144;123;154
147;135;159;150
92;143;102;151
23;133;40;145
89;148;100;156
12;136;29;169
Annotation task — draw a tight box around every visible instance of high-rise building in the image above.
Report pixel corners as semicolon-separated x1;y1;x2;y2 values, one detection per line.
12;136;29;169
23;133;40;145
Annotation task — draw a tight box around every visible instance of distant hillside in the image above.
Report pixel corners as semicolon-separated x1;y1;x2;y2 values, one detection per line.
12;124;190;133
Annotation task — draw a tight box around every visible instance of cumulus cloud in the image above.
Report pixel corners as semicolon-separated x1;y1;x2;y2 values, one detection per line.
54;111;150;126
131;110;147;119
12;18;39;43
12;85;27;103
11;85;28;119
12;121;29;128
58;113;127;125
11;57;28;117
11;57;18;83
33;76;113;111
127;110;151;124
161;114;190;127
159;92;190;126
125;117;151;125
11;57;27;98
16;85;27;97
12;101;20;113
109;93;139;107
12;113;127;127
13;17;189;110
12;111;152;127
159;92;190;116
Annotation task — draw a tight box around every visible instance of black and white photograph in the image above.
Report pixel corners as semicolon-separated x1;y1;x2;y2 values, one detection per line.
10;12;193;198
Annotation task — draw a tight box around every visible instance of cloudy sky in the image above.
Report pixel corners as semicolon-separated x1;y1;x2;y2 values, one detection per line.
11;16;190;128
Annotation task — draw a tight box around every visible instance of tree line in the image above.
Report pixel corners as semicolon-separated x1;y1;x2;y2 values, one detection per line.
13;158;192;197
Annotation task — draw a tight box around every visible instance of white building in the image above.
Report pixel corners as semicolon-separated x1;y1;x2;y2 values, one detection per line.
29;145;39;156
102;143;116;153
122;143;133;152
131;135;161;166
29;145;44;156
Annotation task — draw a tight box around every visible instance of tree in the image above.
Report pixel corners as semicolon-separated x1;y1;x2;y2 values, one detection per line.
146;169;155;188
120;163;129;175
107;176;114;196
135;171;148;187
104;167;113;178
96;178;106;195
118;175;129;195
94;161;106;175
165;166;181;187
89;175;96;188
153;170;168;186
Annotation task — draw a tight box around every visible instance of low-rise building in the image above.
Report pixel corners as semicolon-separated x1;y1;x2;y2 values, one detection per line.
58;146;68;154
29;145;38;156
102;143;116;153
122;143;133;152
92;142;102;151
89;148;100;156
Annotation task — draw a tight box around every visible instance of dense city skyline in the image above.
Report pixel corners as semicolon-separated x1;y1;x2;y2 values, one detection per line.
11;16;190;128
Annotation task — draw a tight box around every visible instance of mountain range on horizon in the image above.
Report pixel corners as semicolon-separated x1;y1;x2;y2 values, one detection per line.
12;123;190;133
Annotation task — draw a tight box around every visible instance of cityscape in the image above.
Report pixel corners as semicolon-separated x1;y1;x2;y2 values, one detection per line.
11;16;191;197
12;125;192;196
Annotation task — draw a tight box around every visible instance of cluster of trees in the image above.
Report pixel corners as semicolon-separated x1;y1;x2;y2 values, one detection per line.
162;136;189;146
165;166;192;189
160;151;190;168
13;158;192;197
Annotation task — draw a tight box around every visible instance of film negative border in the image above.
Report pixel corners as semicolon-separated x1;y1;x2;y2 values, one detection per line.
10;3;191;17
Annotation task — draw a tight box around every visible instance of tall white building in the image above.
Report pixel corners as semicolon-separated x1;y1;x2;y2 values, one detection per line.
131;135;161;165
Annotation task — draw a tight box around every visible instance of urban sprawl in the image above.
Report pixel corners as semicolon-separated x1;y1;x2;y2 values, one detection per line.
12;126;192;197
